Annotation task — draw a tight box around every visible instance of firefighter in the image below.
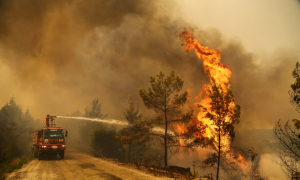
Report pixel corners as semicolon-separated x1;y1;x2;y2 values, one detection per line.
46;115;50;127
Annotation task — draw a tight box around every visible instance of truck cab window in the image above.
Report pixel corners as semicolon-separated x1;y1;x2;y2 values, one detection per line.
43;129;64;139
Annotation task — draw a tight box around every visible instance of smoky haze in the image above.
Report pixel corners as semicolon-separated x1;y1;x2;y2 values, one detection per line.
0;0;298;131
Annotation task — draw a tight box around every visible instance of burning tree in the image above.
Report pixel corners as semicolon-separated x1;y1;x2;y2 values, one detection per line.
274;62;300;179
179;29;242;180
199;78;241;180
139;71;193;167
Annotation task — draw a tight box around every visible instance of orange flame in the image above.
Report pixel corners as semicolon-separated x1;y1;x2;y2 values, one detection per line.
173;123;186;159
179;29;234;153
236;153;247;165
180;30;232;86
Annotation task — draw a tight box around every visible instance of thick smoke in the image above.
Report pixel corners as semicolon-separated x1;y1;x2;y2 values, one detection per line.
0;0;298;131
260;153;286;180
1;0;298;178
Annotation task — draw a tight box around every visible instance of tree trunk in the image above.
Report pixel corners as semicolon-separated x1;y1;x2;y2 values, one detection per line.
164;116;168;167
164;90;168;167
216;126;221;180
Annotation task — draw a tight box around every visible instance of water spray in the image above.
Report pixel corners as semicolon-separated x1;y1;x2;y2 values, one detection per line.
56;116;172;135
56;116;129;126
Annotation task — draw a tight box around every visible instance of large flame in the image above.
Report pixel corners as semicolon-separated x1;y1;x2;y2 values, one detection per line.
179;29;234;154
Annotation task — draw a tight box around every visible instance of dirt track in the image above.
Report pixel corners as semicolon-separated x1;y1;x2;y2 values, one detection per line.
5;150;172;180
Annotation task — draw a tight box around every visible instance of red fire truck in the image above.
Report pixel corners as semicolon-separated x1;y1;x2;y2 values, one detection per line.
32;115;68;160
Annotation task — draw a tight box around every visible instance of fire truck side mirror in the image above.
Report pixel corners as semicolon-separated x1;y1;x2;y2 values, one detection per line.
65;130;68;137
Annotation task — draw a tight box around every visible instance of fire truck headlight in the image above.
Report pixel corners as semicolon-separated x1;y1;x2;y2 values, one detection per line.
42;146;47;148
62;145;66;148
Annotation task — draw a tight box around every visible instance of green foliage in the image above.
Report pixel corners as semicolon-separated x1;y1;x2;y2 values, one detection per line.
274;120;300;178
0;97;38;179
290;63;300;127
117;96;147;162
85;98;108;119
139;71;188;115
90;126;125;161
71;110;84;117
0;97;39;164
82;98;128;161
290;62;300;112
274;62;300;178
79;98;108;144
0;155;33;180
289;63;300;131
139;71;193;167
124;96;142;124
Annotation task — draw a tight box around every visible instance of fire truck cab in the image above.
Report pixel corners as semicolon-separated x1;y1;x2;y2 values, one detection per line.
32;115;68;160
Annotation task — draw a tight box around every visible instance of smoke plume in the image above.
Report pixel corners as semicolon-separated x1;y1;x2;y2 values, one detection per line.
0;0;298;131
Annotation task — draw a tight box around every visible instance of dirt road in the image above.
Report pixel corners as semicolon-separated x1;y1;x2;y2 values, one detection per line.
5;150;172;180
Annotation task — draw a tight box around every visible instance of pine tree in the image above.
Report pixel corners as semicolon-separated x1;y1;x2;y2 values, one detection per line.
119;96;143;162
139;71;193;167
200;79;240;180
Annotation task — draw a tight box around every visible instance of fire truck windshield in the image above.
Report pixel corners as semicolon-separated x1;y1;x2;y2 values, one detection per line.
44;129;64;139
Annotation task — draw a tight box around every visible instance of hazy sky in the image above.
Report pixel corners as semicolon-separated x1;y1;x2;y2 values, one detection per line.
0;0;299;130
177;0;300;55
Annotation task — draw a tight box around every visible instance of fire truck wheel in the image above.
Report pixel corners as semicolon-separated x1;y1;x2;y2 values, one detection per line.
38;151;43;160
59;151;64;159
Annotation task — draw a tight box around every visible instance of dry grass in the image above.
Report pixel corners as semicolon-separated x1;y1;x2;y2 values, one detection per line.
0;155;33;180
